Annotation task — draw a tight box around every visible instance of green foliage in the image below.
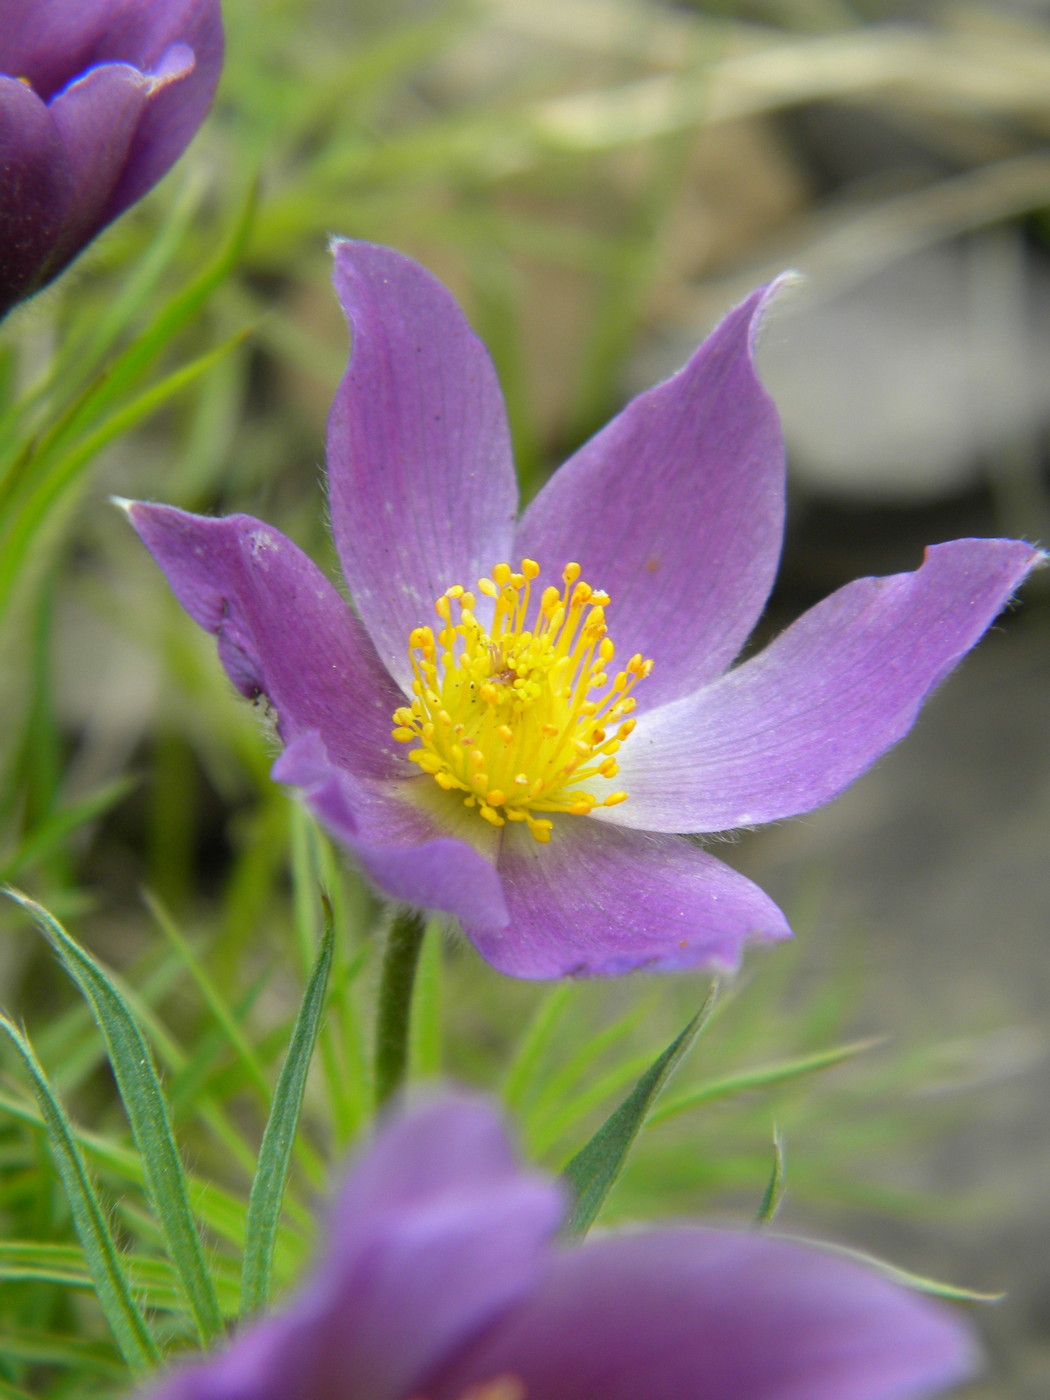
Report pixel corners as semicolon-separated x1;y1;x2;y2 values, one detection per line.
561;986;718;1239
0;0;1040;1392
241;909;333;1317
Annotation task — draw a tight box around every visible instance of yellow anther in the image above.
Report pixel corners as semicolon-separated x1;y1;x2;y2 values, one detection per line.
395;561;650;841
604;792;628;806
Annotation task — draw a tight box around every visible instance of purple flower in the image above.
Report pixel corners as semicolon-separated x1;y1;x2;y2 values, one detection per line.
137;1094;975;1400
0;0;223;318
126;241;1043;978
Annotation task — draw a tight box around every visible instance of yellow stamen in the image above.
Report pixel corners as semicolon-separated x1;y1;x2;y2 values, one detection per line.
392;560;651;841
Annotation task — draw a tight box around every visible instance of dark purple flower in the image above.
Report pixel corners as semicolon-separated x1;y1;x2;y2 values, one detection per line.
0;0;223;317
137;1094;976;1400
125;242;1044;978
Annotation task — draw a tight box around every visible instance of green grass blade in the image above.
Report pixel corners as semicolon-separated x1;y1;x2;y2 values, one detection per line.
0;1326;122;1379
501;983;575;1113
240;908;334;1317
0;1014;158;1372
648;1038;882;1127
5;887;224;1344
0;327;252;631
796;1238;1003;1304
142;890;272;1103
756;1126;786;1225
0;775;135;882
0;1084;249;1254
561;984;718;1240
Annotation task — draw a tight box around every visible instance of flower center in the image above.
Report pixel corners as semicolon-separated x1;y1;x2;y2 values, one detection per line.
392;561;652;843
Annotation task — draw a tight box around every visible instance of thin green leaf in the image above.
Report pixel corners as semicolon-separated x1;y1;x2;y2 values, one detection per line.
796;1238;1003;1304
142;889;271;1102
502;983;574;1112
561;984;719;1240
0;1084;248;1251
0;775;136;882
240;907;334;1316
0;1326;122;1378
524;1004;649;1152
756;1126;786;1225
649;1038;882;1127
0;1014;158;1372
0;326;252;631
5;887;223;1344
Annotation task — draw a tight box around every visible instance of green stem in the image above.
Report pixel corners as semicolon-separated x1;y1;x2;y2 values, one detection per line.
374;906;426;1107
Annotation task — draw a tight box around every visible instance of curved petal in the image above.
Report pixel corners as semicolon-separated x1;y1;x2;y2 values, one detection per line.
127;503;404;782
2;0;221;102
327;241;517;692
47;62;152;262
275;732;510;934
461;815;789;978
142;1098;564;1400
0;76;72;315
515;281;787;712
103;5;224;224
432;1228;975;1400
607;537;1044;833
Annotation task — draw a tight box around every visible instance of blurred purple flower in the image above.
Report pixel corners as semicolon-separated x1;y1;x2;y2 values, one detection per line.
137;1094;975;1400
126;241;1043;978
0;0;223;317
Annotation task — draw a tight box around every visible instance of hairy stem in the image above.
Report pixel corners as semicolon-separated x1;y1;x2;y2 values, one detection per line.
374;906;426;1106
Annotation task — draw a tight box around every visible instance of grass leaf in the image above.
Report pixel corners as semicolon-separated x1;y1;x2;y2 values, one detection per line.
649;1038;882;1126
0;1013;158;1372
240;904;334;1316
5;887;224;1344
756;1125;786;1225
561;984;718;1239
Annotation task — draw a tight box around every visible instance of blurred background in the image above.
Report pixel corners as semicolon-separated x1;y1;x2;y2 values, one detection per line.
1;0;1048;1394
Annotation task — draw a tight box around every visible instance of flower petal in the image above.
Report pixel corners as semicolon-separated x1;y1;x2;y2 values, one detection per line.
275;732;510;934
127;503;403;782
433;1227;975;1400
1;0;221;104
327;241;517;692
606;538;1044;833
141;1098;564;1400
101;0;224;223
0;76;72;315
515;281;787;712
47;62;153;261
461;816;789;978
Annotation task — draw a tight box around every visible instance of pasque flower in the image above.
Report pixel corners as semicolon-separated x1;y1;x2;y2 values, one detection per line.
127;241;1043;978
137;1094;975;1400
0;0;223;318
